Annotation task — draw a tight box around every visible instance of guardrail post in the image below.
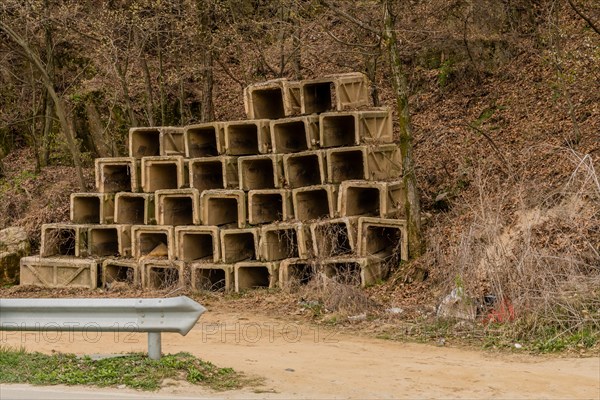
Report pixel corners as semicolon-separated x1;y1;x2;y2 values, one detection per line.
148;332;162;360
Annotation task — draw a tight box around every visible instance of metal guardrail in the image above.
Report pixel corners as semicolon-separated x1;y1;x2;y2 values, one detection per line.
0;296;206;360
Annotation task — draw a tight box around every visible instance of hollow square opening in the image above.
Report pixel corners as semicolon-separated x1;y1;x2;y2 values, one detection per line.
329;150;365;183
139;232;168;257
364;226;402;258
345;187;380;216
104;264;136;284
162;130;184;155
295;189;330;220
162;196;194;226
250;193;283;224
194;268;226;291
286;154;321;188
44;227;77;256
303;82;334;114
131;130;160;157
241;159;275;190
287;262;315;286
227;124;259;155
263;229;298;260
72;196;100;224
191;161;224;191
321;114;356;147
206;197;239;226
187;126;219;157
181;232;215;261
237;266;270;290
147;163;178;192
116;196;146;224
222;232;256;262
252;87;285;119
273;121;308;153
89;228;119;256
314;222;352;257
148;266;180;289
102;164;132;192
323;262;361;285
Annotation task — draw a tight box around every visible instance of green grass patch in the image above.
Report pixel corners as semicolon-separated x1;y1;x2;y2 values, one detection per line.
0;347;247;391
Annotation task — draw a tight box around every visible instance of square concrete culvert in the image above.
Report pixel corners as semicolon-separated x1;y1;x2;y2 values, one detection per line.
184;122;224;157
102;259;140;288
189;156;239;192
129;127;161;158
40;223;88;258
87;225;132;257
141;260;187;290
320;256;386;287
319;109;394;148
283;150;327;189
155;188;200;226
200;189;246;228
279;258;317;289
131;225;175;260
269;115;319;154
244;78;301;119
338;180;405;218
159;127;186;156
95;157;140;193
191;263;233;292
310;217;359;258
114;193;155;225
325;144;401;184
70;193;115;224
175;226;220;263
259;222;312;261
141;156;186;193
300;72;369;115
223;120;271;155
247;189;293;225
20;256;100;289
234;261;278;292
292;185;338;221
238;154;284;190
357;217;408;262
220;228;259;263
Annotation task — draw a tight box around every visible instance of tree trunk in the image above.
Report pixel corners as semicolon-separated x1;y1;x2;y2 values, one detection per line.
198;0;215;122
115;62;138;127
134;28;156;126
382;0;423;258
85;101;112;157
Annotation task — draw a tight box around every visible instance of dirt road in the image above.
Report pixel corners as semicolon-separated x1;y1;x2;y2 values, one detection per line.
1;308;598;399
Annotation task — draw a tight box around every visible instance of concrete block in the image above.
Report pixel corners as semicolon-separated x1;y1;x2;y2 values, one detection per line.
102;259;140;287
70;193;115;224
247;189;293;225
338;180;404;218
20;256;100;289
200;189;246;228
283;150;327;188
159;126;186;156
131;225;175;260
129;126;185;158
319;108;393;148
184;122;224;157
234;261;279;292
326;144;401;183
270;115;319;153
114;193;155;225
310;217;358;258
220;227;259;263
300;72;369;114
40;223;88;258
238;154;284;190
259;222;312;261
320;256;386;287
223;119;271;155
190;263;233;292
175;226;220;263
141;156;186;193
140;259;187;290
189;156;238;192
279;258;317;289
95;157;140;193
292;185;338;221
244;78;302;119
357;217;408;262
87;224;132;257
155;188;200;226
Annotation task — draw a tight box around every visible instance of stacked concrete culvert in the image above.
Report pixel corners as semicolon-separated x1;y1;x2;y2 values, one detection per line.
20;72;409;292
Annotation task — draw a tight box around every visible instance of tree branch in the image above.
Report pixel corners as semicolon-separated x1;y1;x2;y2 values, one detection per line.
567;0;600;35
318;0;381;37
